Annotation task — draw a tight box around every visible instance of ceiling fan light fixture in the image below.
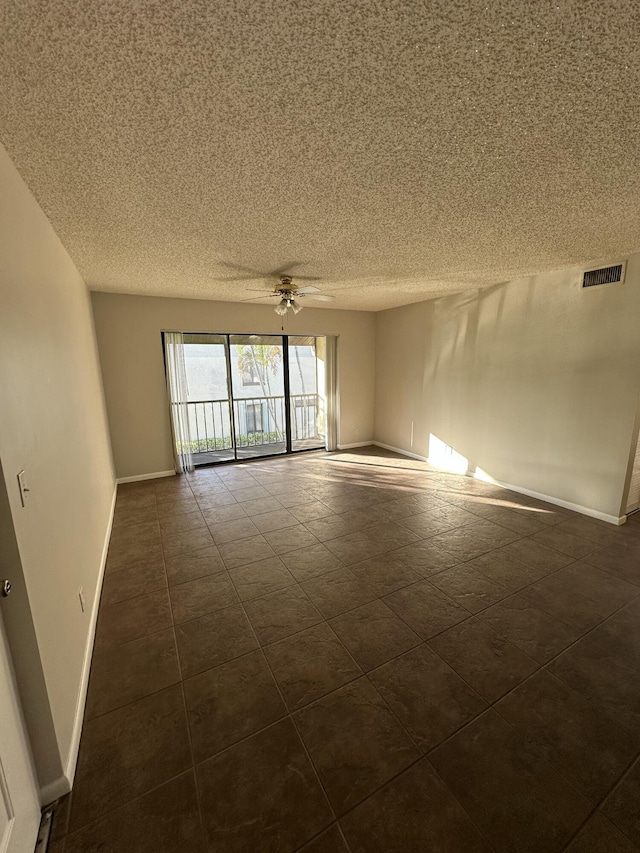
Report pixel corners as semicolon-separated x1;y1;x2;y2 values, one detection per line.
273;293;303;316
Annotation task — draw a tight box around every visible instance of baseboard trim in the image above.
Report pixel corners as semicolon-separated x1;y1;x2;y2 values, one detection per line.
373;441;429;462
372;442;625;526
116;470;175;484
475;475;626;526
336;441;374;450
40;775;71;806
63;481;118;793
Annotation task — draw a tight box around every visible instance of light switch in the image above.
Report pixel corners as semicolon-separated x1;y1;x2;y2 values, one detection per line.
17;470;29;507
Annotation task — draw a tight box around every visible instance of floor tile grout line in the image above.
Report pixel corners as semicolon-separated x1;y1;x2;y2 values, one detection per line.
408;606;640;821
414;533;640;634
416;756;502;853
330;655;507;850
329;490;640;789
537;597;640;737
558;806;615;852
86;588;181;721
430;560;628;631
584;752;640;849
107;494;635;669
265;660;367;716
103;458;640;850
576;556;640;591
488;663;640;760
290;821;353;853
329;746;499;853
87;620;178;664
61;768;201;844
213;569;344;847
172;632;459;777
491;681;640;821
175;476;216;850
417;698;619;853
146;543;596;683
418;583;640;752
87;635;528;753
175;679;209;850
167;565;233;593
179;686;288;762
556;750;640;850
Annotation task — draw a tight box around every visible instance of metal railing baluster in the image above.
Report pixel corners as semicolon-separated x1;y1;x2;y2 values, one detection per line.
185;393;326;459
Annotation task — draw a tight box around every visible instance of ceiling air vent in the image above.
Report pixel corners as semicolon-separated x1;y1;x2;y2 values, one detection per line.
582;262;625;288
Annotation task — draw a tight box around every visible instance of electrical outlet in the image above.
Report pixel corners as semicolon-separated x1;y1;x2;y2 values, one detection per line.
78;588;86;613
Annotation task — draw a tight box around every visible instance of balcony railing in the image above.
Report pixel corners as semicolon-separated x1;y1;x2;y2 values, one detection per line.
233;395;285;448
175;394;324;455
291;393;325;445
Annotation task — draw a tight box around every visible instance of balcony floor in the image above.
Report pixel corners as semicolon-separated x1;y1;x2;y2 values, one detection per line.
193;437;325;466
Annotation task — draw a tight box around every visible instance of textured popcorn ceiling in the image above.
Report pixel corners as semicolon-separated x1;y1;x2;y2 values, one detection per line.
1;1;640;311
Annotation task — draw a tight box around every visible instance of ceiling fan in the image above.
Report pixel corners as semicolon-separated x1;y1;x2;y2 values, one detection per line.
243;275;335;316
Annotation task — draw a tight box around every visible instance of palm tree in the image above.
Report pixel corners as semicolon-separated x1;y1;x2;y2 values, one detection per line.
293;344;307;395
236;344;284;440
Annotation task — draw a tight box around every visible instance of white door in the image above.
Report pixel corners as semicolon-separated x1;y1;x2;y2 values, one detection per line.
0;605;40;853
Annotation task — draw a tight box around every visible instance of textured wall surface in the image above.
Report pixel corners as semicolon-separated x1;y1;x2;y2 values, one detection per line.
1;1;640;309
0;142;115;792
375;256;640;519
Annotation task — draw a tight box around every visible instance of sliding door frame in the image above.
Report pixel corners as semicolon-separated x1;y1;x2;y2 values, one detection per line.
164;331;327;468
282;341;293;455
223;335;240;460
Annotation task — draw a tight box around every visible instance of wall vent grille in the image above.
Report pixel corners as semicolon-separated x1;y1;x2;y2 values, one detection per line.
582;263;625;288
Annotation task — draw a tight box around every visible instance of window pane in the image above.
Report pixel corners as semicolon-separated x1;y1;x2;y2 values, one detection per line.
181;333;234;464
229;335;286;459
288;336;325;451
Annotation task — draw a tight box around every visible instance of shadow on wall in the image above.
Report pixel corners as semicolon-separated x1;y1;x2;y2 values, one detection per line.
425;434;567;522
329;447;561;521
379;258;640;519
425;278;518;384
421;275;542;472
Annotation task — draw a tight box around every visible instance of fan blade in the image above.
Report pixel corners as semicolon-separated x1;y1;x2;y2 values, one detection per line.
296;285;321;294
270;261;304;276
218;261;269;277
246;289;277;294
214;274;267;282
304;294;335;302
290;274;322;281
240;295;277;302
215;261;320;281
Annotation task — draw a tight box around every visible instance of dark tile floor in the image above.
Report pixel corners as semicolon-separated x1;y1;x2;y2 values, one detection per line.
49;447;640;852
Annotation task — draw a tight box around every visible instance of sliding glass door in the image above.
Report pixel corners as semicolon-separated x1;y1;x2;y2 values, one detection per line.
229;335;287;459
288;336;326;452
182;334;235;464
175;333;327;466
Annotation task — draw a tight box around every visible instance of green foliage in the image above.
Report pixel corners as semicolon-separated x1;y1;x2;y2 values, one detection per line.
236;344;281;382
235;344;284;441
178;437;232;452
178;431;282;453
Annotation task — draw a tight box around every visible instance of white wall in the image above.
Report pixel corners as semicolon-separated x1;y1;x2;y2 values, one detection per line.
375;258;640;521
0;143;115;797
91;293;376;479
